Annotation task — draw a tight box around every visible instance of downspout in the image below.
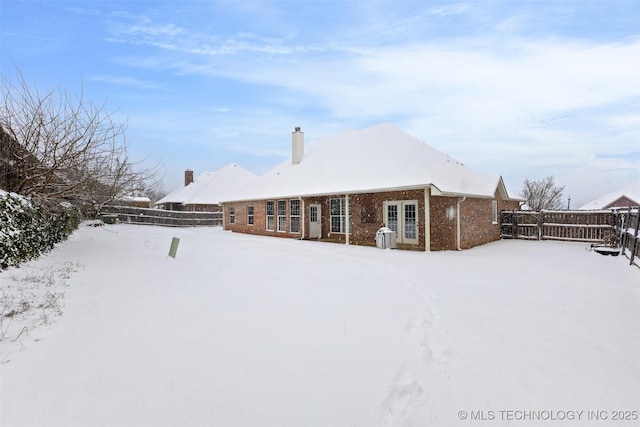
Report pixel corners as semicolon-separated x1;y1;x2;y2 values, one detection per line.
424;187;430;252
456;196;466;251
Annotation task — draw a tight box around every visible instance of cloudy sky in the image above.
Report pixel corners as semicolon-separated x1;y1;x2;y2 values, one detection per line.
2;0;638;207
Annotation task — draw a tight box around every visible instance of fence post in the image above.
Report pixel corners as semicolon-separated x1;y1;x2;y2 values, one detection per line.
620;207;631;253
539;210;544;240
629;209;640;266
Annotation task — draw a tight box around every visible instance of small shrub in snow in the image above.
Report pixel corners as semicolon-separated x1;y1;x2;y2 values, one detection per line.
0;191;81;269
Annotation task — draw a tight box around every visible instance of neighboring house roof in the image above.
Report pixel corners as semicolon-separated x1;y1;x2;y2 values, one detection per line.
225;123;520;202
579;179;640;210
156;163;256;206
120;196;151;203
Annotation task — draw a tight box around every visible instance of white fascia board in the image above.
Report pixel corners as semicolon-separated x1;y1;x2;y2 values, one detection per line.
222;184;436;203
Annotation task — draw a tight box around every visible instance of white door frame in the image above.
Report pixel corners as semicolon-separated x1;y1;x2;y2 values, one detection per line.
309;204;322;239
383;200;419;245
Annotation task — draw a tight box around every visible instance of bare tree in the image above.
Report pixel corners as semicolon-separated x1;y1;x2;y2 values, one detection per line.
521;176;565;211
0;69;160;211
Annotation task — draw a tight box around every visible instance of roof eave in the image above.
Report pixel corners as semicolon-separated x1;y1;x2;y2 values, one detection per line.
222;184;438;204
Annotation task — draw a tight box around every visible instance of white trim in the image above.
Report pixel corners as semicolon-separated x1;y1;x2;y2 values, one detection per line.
345;194;350;245
277;199;287;232
266;200;275;231
491;200;498;224
309;203;322;239
290;199;301;234
424;187;430;251
247;205;254;226
300;198;305;238
383;199;419;245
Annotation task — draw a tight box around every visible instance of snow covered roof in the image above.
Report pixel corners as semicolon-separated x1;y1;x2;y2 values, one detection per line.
579;179;640;210
120;196;151;203
225;123;519;202
156;163;256;206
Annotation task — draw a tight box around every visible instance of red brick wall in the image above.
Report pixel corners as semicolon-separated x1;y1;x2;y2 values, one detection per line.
430;194;521;250
225;190;427;249
225;190;520;251
605;196;639;209
349;190;426;248
224;201;270;236
429;196;458;251
459;198;497;249
459;196;520;249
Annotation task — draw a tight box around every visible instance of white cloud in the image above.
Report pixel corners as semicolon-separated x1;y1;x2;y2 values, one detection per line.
89;75;165;90
102;6;639;203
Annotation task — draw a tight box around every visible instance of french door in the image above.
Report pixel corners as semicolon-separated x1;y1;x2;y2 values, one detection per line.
383;200;419;245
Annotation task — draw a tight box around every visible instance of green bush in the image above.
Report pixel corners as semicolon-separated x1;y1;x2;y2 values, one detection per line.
0;191;81;269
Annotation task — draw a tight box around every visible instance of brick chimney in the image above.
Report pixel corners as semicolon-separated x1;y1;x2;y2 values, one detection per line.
292;127;304;165
185;169;194;186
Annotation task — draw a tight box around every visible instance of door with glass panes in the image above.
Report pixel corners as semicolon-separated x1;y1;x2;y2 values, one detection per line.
309;204;322;239
383;200;418;245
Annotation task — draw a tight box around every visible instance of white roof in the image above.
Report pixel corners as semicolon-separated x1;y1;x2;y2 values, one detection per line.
579;179;640;210
156;163;256;206
225;123;517;202
121;196;151;203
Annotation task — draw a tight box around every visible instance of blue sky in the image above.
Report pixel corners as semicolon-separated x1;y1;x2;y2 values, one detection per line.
1;0;638;207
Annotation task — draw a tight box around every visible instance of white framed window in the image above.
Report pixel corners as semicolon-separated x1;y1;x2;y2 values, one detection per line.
492;200;498;224
229;206;235;224
277;200;287;232
330;197;352;234
266;201;275;231
247;205;254;225
290;199;300;233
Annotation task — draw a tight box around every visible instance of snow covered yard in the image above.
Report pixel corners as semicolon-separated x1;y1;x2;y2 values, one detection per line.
1;224;638;427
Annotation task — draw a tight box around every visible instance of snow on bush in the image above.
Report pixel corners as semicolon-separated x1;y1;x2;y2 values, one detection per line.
0;190;81;269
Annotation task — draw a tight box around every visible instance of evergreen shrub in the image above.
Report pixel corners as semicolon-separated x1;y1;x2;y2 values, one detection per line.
0;191;81;269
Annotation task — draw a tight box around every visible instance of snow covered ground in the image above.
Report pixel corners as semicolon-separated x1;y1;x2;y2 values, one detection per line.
1;224;639;427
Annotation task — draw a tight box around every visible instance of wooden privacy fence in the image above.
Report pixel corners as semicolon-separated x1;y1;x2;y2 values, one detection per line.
100;205;222;227
501;208;640;267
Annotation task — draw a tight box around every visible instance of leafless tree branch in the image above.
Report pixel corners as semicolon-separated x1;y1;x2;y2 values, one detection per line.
521;176;565;211
1;68;162;212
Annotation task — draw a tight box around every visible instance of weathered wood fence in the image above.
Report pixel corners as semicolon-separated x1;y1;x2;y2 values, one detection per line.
501;208;640;267
100;206;222;227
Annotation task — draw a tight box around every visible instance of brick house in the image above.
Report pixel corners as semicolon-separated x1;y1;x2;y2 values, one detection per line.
156;163;255;212
579;179;640;210
222;124;522;251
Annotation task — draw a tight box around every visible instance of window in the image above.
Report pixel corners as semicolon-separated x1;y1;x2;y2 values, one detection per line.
330;197;352;234
247;205;254;225
492;200;498;224
277;200;287;232
404;203;417;239
290;199;300;233
266;201;275;231
229;206;235;224
387;204;398;233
